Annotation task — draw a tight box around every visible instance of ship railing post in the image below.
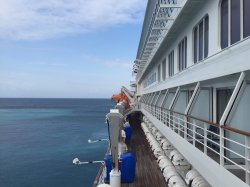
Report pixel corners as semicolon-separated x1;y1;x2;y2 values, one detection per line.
169;111;171;127
219;128;225;166
204;123;207;155
177;114;181;135
184;116;187;140
171;112;174;130
193;120;196;146
172;113;175;131
245;136;250;185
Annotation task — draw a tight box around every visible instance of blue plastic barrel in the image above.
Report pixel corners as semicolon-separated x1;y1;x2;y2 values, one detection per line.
124;126;132;144
104;153;136;183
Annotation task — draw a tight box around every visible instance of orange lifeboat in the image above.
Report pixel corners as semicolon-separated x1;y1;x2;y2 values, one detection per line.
112;93;129;109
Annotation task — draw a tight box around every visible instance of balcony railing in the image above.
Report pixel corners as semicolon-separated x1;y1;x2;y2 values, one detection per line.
141;103;250;184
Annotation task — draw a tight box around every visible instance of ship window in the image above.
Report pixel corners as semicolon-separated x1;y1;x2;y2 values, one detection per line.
141;95;146;103
221;0;250;49
152;91;161;106
193;15;209;63
204;16;209;58
193;27;198;63
158;64;161;82
162;58;166;81
243;0;250;38
147;93;154;105
178;37;187;71
163;91;175;109
156;90;167;107
143;72;157;88
173;90;190;113
168;50;174;77
145;94;151;104
231;0;241;45
199;22;203;61
221;0;229;49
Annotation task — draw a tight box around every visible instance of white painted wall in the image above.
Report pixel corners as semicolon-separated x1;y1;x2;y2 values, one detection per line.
140;0;250;94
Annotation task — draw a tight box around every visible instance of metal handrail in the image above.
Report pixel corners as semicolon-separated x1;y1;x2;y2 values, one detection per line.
141;102;250;184
222;125;250;137
162;107;220;128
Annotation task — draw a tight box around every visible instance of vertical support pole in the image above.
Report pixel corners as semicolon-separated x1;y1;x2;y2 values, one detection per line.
185;82;200;144
193;120;196;146
184;116;187;140
220;128;225;166
106;109;124;187
245;136;250;185
177;114;181;135
204;123;207;155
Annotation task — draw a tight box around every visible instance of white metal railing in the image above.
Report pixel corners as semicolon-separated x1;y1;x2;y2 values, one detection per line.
140;103;250;185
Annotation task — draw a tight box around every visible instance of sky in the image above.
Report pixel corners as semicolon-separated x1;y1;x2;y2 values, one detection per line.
0;0;147;98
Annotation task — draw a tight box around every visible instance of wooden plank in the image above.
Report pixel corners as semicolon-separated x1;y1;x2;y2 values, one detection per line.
122;113;167;187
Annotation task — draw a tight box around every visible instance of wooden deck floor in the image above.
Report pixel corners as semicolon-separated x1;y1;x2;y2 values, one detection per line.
122;113;167;187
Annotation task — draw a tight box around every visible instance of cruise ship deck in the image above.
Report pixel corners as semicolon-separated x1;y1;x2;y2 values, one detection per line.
122;113;166;187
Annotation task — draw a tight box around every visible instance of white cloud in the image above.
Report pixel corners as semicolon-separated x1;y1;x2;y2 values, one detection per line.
81;54;132;69
0;0;146;40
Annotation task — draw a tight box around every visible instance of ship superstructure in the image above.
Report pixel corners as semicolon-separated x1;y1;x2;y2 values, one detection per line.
133;0;250;186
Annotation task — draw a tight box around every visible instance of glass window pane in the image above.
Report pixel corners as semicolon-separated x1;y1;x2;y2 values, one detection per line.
156;90;167;107
194;27;198;63
163;92;175;109
231;0;241;44
168;54;171;77
182;40;185;69
244;0;250;38
199;22;203;61
178;44;181;71
184;37;187;68
221;0;229;49
162;58;166;80
204;16;209;58
190;89;211;121
158;65;161;82
151;91;160;105
173;91;189;113
172;52;173;76
170;51;174;76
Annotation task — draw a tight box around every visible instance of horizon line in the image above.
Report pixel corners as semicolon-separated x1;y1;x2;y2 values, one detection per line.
0;97;112;99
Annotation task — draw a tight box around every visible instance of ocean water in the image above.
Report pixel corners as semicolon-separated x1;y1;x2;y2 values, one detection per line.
0;98;113;187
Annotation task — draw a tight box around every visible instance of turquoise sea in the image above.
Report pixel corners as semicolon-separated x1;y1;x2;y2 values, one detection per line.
0;98;112;187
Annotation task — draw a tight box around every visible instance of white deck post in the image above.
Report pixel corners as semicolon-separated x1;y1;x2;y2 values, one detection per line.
106;109;124;187
219;128;225;166
245;136;250;185
204;123;207;155
193;120;196;146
